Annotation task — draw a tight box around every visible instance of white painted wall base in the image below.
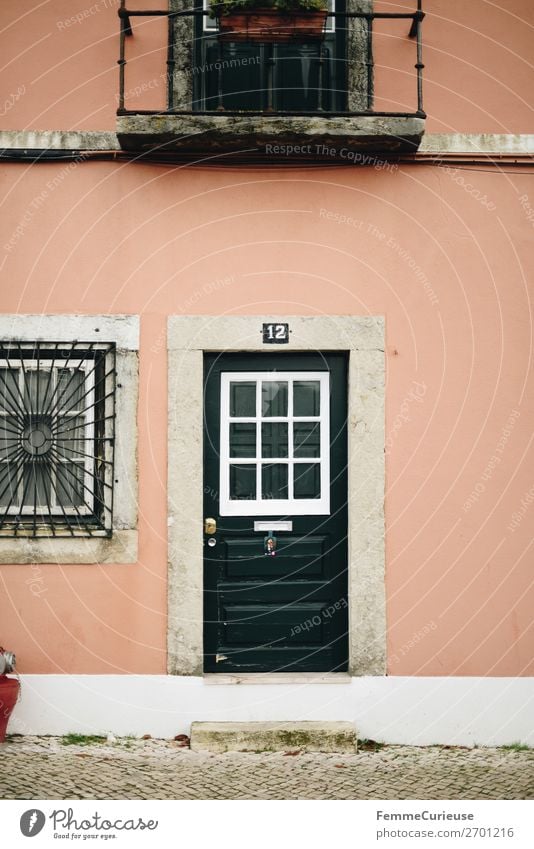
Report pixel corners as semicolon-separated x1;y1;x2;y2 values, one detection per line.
9;675;533;747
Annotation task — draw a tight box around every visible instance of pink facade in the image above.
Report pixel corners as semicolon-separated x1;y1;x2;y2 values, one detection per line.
1;1;533;696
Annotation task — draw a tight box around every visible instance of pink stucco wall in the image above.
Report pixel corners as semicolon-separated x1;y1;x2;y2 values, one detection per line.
1;160;533;676
2;0;533;133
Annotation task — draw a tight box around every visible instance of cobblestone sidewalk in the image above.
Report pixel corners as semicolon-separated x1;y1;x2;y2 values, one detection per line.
0;736;532;800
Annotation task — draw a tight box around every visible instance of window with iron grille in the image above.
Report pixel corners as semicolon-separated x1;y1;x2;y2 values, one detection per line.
0;341;116;537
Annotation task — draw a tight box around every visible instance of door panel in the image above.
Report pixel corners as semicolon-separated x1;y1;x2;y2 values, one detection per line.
224;535;327;578
203;352;347;673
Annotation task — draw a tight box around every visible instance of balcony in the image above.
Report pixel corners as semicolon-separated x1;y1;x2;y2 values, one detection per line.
116;1;425;162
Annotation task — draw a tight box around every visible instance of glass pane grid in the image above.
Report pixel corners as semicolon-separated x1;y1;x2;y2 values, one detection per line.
225;374;326;508
0;342;115;537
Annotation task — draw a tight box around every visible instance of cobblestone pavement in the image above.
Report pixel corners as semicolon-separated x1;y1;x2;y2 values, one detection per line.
0;736;532;800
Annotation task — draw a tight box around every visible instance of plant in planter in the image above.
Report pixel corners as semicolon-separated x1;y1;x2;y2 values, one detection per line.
0;648;20;742
210;0;329;44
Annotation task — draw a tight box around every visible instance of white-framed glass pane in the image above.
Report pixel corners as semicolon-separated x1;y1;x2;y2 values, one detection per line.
229;463;256;500
56;462;84;508
229;422;256;458
56;416;84;460
293;380;320;416
0;368;20;412
261;422;288;458
0;464;19;508
57;369;85;413
294;462;321;499
230;381;256;417
0;417;18;458
262;381;288;417
294;421;320;457
262;463;288;500
24;370;50;413
203;0;218;31
23;463;50;508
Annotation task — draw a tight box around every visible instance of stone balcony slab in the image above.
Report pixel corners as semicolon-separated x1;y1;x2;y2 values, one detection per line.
116;114;425;161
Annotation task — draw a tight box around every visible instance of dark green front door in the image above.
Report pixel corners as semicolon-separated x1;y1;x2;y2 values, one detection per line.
203;352;348;673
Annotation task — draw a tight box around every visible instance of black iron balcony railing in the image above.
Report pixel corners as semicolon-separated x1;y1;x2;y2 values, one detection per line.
117;1;425;118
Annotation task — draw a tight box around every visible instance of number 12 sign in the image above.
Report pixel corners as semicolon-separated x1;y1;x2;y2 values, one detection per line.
262;323;289;344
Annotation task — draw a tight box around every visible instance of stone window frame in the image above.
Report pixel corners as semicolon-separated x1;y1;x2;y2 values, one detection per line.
167;315;385;677
169;0;373;112
0;315;139;565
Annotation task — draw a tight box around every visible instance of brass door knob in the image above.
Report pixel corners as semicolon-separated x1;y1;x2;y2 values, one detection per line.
204;517;216;535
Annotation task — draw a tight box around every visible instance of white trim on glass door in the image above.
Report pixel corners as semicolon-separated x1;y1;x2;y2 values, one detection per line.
219;371;330;516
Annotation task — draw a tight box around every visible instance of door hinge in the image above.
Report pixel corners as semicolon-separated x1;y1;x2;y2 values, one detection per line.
215;654;228;663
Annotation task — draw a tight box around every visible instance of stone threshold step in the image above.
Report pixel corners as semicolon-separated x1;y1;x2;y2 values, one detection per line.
190;721;357;754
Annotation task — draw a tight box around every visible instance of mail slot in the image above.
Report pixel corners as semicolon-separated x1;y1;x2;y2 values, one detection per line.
254;521;293;532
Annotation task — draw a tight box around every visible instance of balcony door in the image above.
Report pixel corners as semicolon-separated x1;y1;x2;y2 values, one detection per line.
194;0;347;112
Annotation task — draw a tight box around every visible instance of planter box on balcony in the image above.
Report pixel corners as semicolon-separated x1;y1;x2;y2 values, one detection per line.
217;9;328;42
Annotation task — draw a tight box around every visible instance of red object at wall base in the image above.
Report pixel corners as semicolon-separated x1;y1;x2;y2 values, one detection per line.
0;676;20;742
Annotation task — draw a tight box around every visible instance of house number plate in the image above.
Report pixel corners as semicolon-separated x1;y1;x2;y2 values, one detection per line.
262;323;289;344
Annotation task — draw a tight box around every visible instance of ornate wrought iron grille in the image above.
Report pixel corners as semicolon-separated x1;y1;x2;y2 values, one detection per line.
0;342;116;538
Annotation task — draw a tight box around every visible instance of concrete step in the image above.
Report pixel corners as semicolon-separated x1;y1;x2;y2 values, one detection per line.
189;721;357;754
